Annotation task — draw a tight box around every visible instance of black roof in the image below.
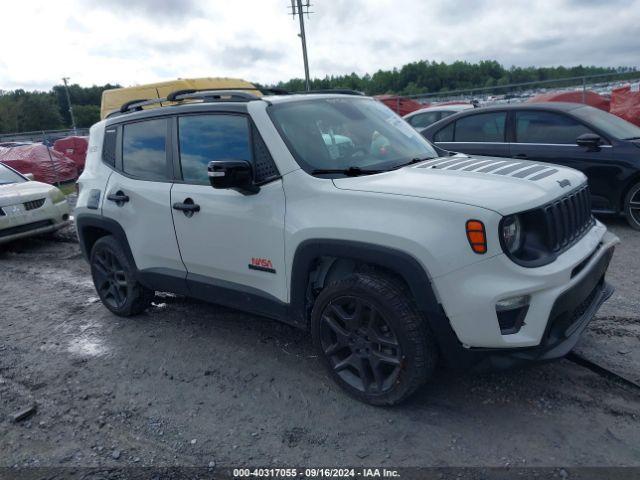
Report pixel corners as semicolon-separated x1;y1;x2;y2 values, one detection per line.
463;101;586;113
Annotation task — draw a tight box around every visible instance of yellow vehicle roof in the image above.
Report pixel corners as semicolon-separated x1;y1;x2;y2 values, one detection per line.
100;77;261;119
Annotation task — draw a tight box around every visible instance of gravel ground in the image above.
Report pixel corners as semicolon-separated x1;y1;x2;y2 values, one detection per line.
0;216;639;469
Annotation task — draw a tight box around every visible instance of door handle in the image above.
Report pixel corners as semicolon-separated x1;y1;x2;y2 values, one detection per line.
172;198;200;217
107;191;129;206
513;153;528;159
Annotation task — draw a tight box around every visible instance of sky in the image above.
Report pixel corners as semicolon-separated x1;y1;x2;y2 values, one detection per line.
1;0;639;91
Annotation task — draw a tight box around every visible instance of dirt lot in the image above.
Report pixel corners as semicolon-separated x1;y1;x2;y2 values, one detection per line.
1;216;639;469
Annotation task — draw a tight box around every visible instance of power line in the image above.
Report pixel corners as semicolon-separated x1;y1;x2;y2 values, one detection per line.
288;0;313;91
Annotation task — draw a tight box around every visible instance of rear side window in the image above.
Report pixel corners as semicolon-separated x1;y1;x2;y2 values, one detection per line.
515;111;594;144
122;119;168;180
454;112;506;142
102;128;117;167
178;115;252;185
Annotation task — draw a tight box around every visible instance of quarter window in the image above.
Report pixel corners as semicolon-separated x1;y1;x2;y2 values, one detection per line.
515;111;594;144
454;112;506;142
434;122;454;142
178;115;252;184
408;112;442;129
122;119;168;180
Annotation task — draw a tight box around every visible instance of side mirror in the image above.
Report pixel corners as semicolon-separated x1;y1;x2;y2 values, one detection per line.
576;133;601;150
24;173;35;181
208;160;259;194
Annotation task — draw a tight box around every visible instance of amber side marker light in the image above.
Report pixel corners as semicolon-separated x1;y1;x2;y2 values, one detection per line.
466;220;487;254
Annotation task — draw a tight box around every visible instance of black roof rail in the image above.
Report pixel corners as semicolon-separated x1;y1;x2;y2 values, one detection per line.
114;89;263;117
112;87;366;118
296;89;365;96
119;98;152;113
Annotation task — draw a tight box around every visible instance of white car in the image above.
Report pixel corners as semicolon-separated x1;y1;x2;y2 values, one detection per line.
75;89;618;405
404;104;473;129
0;163;71;245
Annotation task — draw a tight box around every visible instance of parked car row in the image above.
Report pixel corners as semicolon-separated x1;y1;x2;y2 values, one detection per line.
409;102;640;230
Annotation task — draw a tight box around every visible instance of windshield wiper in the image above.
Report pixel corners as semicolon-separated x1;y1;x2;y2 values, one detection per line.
392;156;436;170
622;136;640;140
311;166;386;176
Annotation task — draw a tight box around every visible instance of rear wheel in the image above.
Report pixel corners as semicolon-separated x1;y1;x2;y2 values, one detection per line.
311;273;436;406
624;182;640;231
90;236;154;316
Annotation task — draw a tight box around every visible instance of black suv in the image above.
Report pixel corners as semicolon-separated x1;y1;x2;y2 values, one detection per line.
420;102;640;229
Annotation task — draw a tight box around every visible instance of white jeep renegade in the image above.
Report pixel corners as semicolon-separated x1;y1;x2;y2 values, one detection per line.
76;89;619;405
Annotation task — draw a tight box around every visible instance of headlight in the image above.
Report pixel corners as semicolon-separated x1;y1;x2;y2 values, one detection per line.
49;188;66;204
501;215;523;254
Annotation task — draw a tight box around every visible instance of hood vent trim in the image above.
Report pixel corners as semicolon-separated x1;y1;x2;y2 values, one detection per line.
418;157;559;181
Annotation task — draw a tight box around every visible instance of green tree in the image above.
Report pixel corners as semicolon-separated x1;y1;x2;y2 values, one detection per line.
73;104;101;128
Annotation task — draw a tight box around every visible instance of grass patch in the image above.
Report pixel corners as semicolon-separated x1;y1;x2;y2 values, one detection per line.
57;183;77;196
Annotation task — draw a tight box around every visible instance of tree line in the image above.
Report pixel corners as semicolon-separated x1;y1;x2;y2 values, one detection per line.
0;84;120;135
273;61;635;95
1;60;637;134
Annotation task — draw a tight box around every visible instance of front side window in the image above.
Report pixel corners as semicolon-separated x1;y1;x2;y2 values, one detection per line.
122;119;167;180
178;115;252;184
0;163;26;185
269;97;438;173
454;112;506;142
515;111;593;144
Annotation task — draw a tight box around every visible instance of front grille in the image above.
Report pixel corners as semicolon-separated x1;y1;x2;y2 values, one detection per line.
23;198;46;211
542;185;594;252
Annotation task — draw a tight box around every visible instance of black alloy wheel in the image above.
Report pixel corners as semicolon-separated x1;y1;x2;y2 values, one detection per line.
319;296;403;393
311;273;436;405
625;182;640;230
90;235;154;316
92;247;128;310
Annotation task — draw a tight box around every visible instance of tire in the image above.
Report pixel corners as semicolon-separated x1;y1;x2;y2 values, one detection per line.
311;273;437;406
90;235;154;316
624;182;640;231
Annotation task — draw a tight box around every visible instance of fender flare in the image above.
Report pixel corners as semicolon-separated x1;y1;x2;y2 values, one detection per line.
75;213;137;271
289;239;467;365
290;239;442;321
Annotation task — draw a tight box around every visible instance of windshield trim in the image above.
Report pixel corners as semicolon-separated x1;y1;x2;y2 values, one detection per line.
266;97;438;178
0;163;28;185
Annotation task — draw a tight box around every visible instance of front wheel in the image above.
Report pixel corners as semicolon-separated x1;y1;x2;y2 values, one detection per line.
90;236;154;316
311;273;436;406
624;182;640;231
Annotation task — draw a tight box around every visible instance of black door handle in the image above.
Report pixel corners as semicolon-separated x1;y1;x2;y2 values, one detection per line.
107;191;129;206
173;198;200;217
513;153;528;159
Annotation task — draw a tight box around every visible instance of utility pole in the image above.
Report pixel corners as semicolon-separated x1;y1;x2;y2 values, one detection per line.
62;77;77;134
289;0;312;91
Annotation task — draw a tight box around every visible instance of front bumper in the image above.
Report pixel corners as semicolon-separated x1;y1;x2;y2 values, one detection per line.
434;241;616;371
435;221;618;349
0;200;71;245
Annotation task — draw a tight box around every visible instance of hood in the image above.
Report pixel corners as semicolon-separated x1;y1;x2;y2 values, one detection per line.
0;180;55;208
332;154;587;215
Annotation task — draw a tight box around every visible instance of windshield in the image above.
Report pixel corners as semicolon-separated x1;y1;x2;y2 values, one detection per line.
0;163;26;185
269;97;439;174
573;105;640;140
